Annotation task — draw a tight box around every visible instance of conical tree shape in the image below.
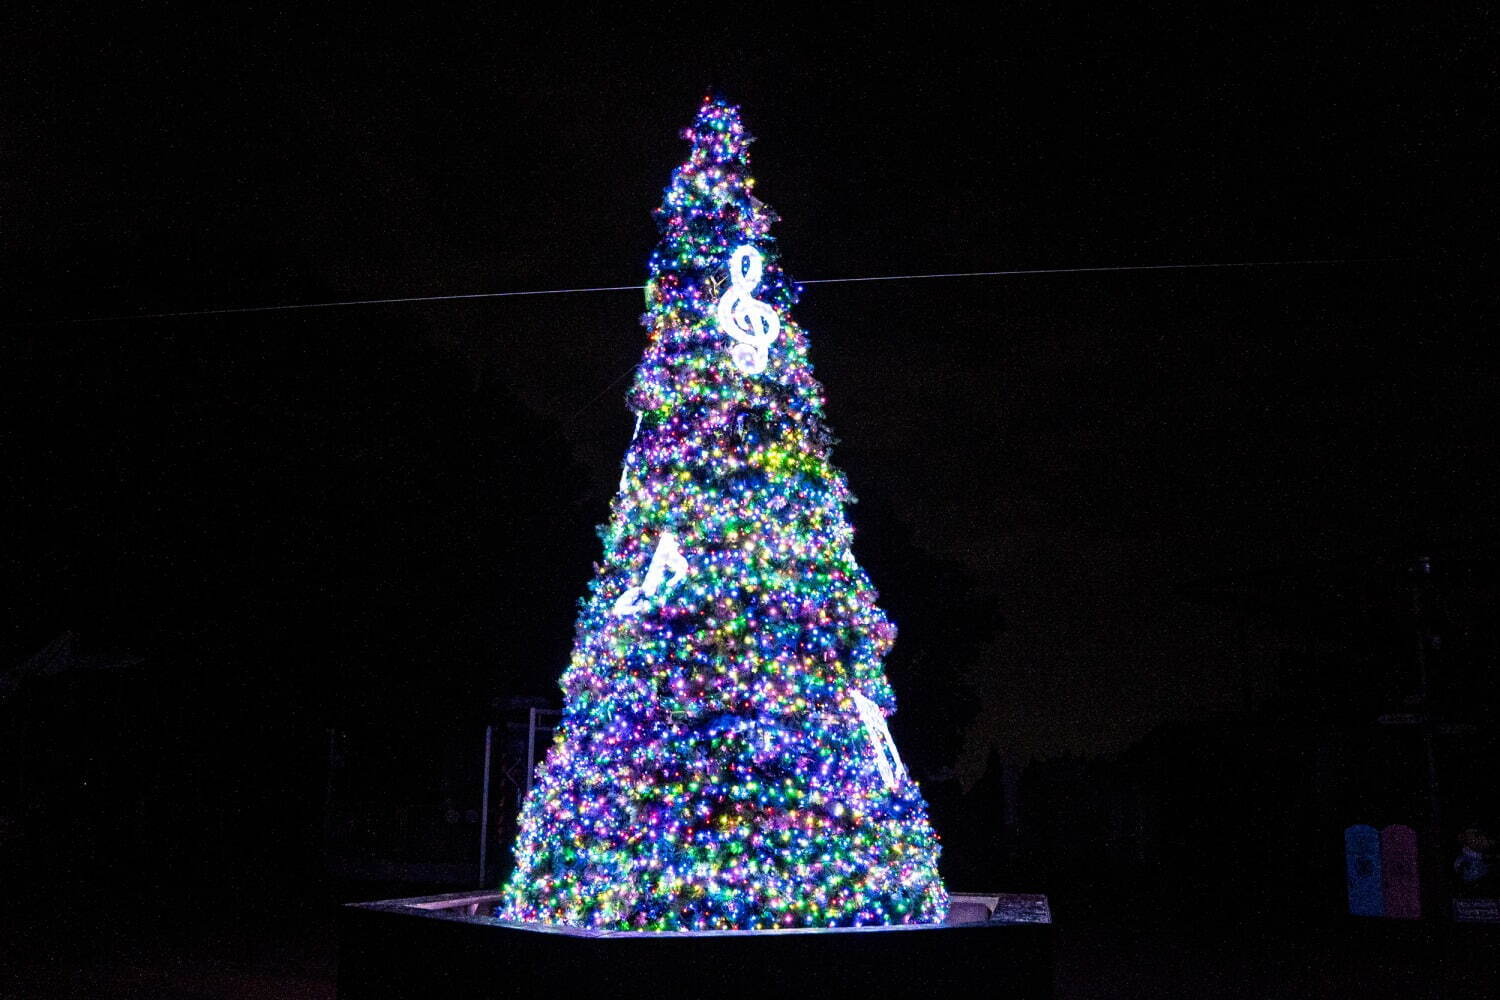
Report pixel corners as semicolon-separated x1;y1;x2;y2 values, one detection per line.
499;98;947;931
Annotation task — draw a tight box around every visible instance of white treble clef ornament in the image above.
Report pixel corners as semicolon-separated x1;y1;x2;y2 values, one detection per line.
714;245;780;375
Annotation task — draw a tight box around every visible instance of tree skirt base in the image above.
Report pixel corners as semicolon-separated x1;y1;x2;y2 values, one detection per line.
339;890;1052;998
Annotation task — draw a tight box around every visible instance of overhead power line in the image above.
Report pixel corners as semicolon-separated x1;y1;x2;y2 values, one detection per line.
26;256;1405;327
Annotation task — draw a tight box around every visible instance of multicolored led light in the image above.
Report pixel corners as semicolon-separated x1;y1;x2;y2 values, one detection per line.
498;97;947;931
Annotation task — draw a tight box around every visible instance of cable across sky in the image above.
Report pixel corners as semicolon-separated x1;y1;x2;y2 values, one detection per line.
31;256;1405;326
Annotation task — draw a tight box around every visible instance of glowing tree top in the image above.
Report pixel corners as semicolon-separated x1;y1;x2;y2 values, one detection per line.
499;98;947;931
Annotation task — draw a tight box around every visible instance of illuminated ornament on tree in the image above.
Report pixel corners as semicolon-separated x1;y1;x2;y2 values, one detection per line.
498;97;947;932
852;690;908;791
715;245;780;375
619;412;644;493
611;530;690;617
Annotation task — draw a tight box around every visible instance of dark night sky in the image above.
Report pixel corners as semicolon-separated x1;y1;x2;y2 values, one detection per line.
3;8;1494;772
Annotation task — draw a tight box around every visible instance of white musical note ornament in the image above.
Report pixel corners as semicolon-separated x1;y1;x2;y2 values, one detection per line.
612;530;691;616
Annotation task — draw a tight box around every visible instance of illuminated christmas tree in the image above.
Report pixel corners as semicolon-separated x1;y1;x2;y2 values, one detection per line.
499;98;947;931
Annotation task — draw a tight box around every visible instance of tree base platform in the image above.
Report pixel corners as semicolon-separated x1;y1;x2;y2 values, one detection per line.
338;890;1053;998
